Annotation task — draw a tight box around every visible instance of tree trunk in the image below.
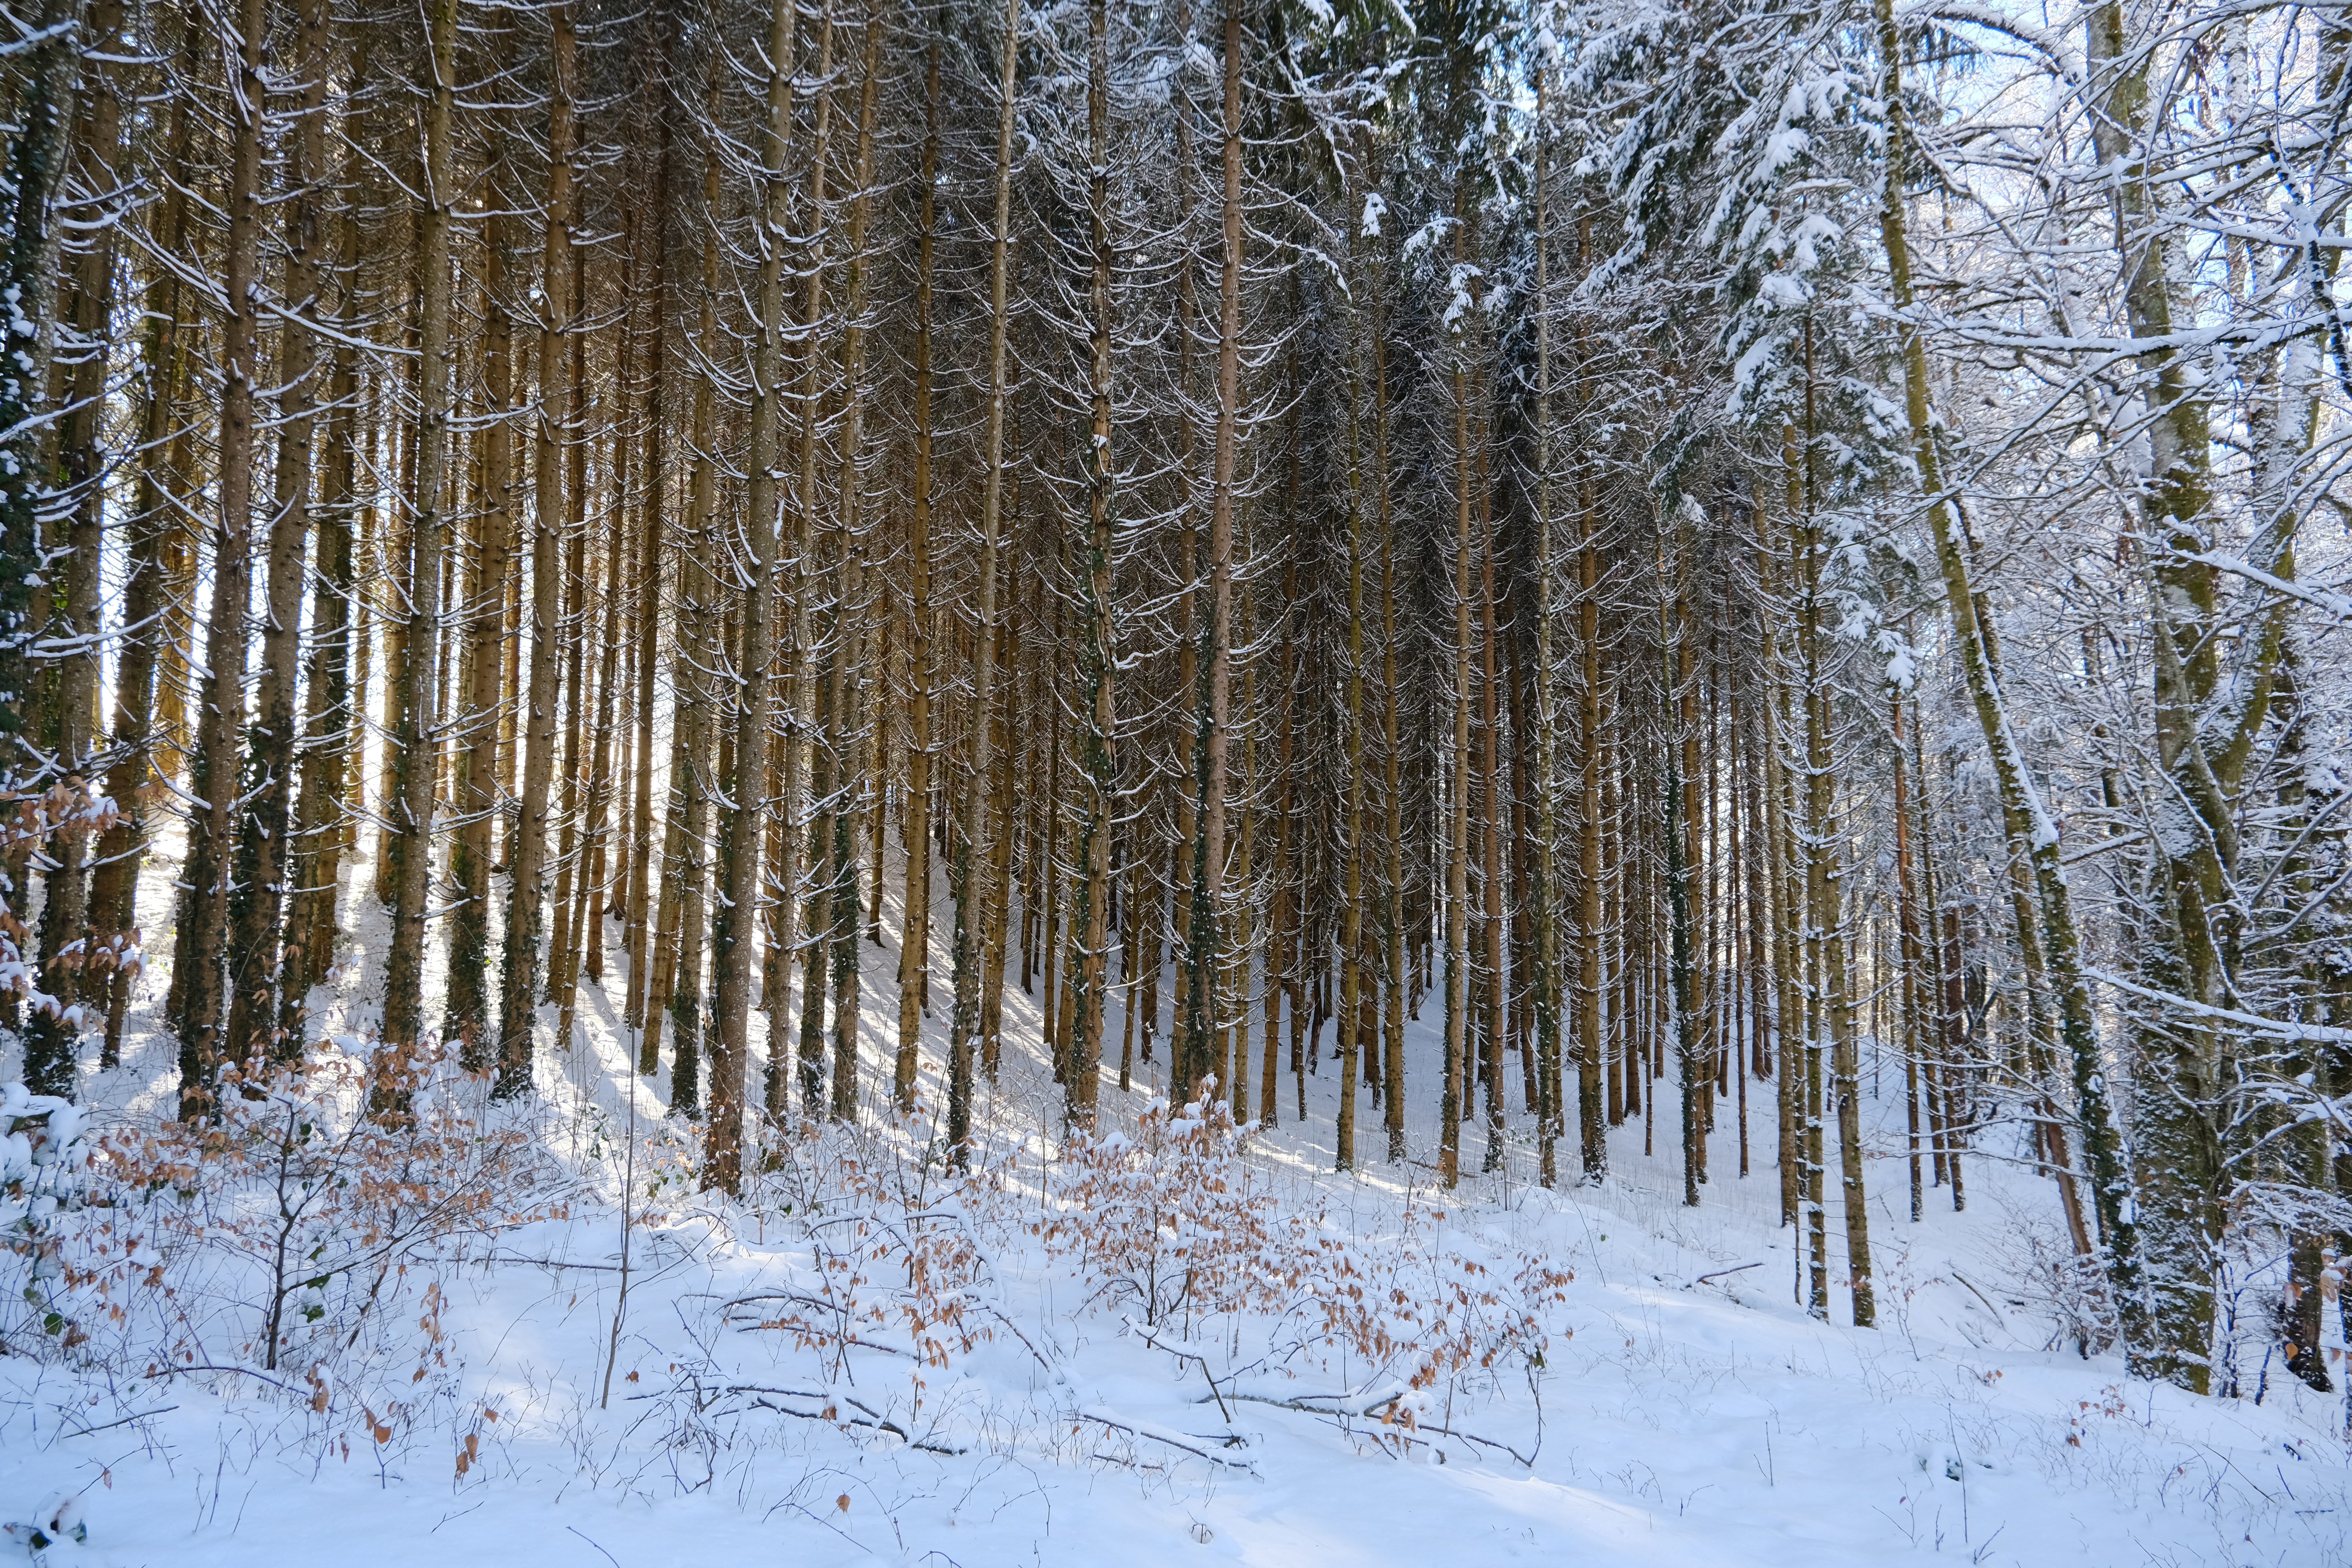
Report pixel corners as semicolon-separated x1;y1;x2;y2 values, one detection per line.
948;0;1019;1163
704;0;798;1192
380;0;461;1089
176;0;268;1112
496;0;573;1098
1181;0;1243;1106
1065;0;1117;1133
894;37;942;1114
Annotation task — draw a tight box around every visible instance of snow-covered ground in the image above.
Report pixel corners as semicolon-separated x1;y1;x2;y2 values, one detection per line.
1;822;2344;1568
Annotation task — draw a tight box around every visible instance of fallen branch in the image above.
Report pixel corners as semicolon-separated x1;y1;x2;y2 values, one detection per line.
745;1396;965;1456
1197;1390;1534;1467
1215;1387;1408;1420
648;1382;965;1455
1694;1262;1765;1287
1075;1409;1257;1472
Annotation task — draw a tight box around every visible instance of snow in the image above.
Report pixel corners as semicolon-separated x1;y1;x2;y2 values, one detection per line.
0;822;2343;1568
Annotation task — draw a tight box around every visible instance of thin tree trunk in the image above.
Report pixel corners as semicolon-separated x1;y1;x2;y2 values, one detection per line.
497;0;574;1098
176;0;269;1112
660;63;725;1119
380;0;460;1089
947;0;1020;1163
1181;0;1244;1106
1440;161;1475;1189
704;0;798;1192
1065;0;1117;1132
447;185;515;1068
826;0;884;1124
894;37;942;1114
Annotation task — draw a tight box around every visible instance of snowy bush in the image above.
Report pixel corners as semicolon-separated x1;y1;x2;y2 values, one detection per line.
0;1083;95;1351
43;1042;562;1439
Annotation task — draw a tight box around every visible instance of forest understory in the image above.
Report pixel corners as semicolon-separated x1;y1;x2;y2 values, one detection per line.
0;818;2344;1568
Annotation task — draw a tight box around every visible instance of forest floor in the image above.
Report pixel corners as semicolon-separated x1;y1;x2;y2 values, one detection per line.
0;826;2343;1568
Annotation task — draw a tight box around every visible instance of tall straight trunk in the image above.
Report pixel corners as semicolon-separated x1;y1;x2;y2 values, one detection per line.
1440;165;1475;1189
627;46;677;1045
1663;556;1701;1208
0;0;76;804
1575;461;1606;1176
1825;812;1874;1325
176;0;268;1112
1167;3;1200;1081
1871;0;2140;1348
573;423;631;996
894;38;942;1113
1372;164;1407;1163
224;0;326;1069
1792;357;1871;1323
374;378;413;910
1180;0;1243;1105
1825;788;1874;1325
1792;442;1829;1313
1222;584;1251;1117
1335;187;1370;1171
89;12;175;1073
790;2;841;1116
545;259;590;1007
282;191;363;1017
1065;0;1117;1133
1758;516;1802;1227
1477;417;1504;1173
1937;904;1969;1209
1891;694;1929;1222
660;65;724;1118
1605;717;1631;1126
23;0;123;1095
381;0;461;1075
497;0;573;1097
704;0;798;1192
827;0;884;1124
447;193;515;1068
948;0;1020;1162
1528;90;1564;1185
1262;602;1291;1126
981;605;1017;1078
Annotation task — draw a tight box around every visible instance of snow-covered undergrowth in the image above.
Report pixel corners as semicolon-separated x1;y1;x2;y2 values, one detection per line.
0;847;2345;1566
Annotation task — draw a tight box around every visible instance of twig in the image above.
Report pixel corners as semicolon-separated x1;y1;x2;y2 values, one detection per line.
57;1405;176;1438
1695;1261;1765;1287
1948;1270;2009;1327
1409;1418;1536;1468
975;1300;1060;1378
1134;1322;1232;1423
566;1526;621;1568
141;1365;302;1395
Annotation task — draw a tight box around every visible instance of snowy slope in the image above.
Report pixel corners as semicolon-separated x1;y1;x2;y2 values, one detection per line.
0;827;2343;1568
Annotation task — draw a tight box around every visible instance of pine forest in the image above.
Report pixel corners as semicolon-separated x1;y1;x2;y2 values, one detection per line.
0;0;2345;1559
